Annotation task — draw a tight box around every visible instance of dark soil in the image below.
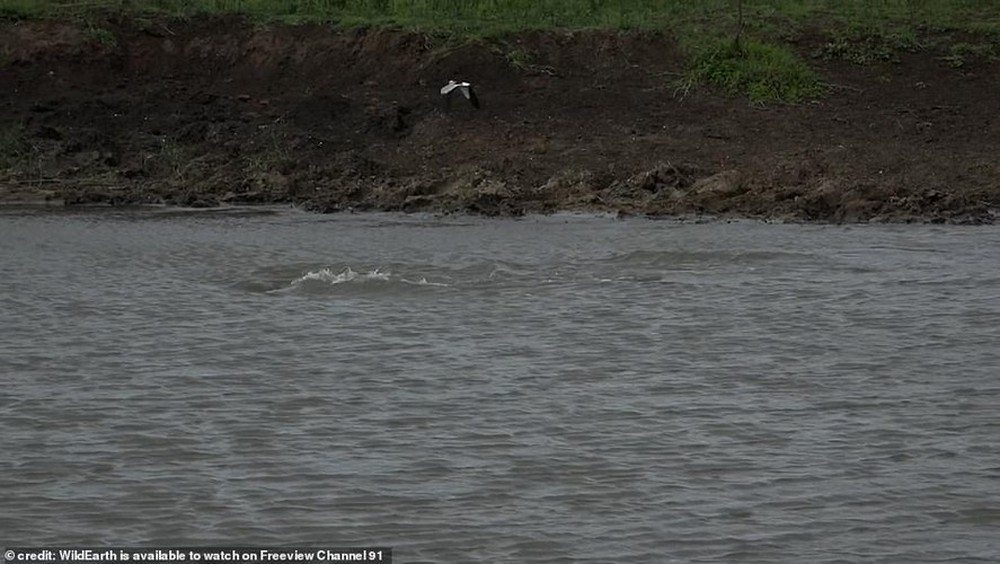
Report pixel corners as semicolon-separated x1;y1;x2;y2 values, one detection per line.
2;17;999;222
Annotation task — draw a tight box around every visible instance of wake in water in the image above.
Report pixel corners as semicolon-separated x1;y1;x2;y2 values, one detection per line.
264;266;450;295
291;266;391;286
236;258;594;297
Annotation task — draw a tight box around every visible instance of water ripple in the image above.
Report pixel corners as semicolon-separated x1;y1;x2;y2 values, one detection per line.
1;210;998;562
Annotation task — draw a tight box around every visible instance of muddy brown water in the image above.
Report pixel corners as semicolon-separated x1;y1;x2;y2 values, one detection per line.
1;207;999;563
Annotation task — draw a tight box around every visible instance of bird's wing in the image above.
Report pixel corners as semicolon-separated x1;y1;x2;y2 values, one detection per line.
441;83;458;95
459;85;471;99
468;87;480;109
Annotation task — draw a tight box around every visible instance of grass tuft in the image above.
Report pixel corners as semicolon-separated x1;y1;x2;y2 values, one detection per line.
819;26;922;65
0;122;27;170
941;41;996;67
83;25;118;47
504;47;534;71
684;39;826;104
0;121;42;178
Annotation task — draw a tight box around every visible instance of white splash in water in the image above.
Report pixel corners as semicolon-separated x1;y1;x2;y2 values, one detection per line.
261;266;392;293
293;266;390;285
401;277;451;287
263;266;450;294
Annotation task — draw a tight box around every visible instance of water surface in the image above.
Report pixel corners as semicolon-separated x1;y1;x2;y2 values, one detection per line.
2;207;998;562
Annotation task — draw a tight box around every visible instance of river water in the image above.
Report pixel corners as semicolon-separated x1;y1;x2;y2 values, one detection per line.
1;206;998;563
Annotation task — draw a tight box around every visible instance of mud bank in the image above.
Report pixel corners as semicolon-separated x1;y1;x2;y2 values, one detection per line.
2;17;999;222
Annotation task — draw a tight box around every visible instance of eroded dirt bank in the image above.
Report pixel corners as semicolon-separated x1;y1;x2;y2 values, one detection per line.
2;17;999;222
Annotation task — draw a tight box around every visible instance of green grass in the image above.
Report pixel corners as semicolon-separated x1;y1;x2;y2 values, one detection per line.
682;39;827;103
503;46;534;71
2;1;999;36
83;24;118;47
2;0;997;105
940;41;997;66
819;24;923;64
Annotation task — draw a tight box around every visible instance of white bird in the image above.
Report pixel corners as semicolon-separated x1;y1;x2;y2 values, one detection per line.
440;80;480;109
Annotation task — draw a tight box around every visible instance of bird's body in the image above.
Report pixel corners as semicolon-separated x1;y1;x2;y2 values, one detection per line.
441;80;480;109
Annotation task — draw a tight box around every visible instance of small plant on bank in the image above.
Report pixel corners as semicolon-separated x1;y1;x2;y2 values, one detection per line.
819;26;922;64
505;46;533;71
683;39;826;104
243;124;293;176
497;44;556;75
144;136;191;180
0;121;43;179
0;122;27;170
941;42;996;68
83;25;117;48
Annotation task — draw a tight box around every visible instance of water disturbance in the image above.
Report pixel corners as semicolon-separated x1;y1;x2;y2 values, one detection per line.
2;207;998;562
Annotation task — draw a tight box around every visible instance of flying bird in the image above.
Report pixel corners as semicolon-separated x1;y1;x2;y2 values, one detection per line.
440;80;479;109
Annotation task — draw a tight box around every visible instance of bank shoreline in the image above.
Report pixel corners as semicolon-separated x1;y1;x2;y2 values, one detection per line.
2;17;999;223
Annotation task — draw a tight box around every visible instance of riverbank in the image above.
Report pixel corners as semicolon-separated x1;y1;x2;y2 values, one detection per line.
2;10;999;222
